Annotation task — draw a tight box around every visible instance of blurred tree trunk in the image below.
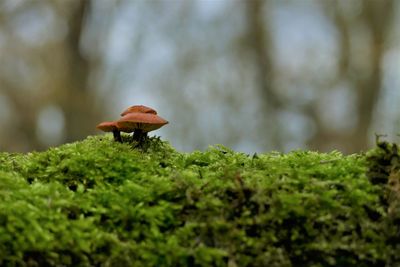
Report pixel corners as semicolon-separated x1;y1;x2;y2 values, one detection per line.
0;80;43;151
244;0;283;150
310;0;394;153
57;0;102;143
0;0;104;151
352;0;394;151
0;5;44;151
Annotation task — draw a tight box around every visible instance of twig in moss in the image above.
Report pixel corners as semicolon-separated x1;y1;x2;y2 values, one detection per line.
319;159;341;164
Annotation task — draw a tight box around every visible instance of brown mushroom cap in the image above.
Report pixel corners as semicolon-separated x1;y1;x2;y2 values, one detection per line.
116;113;168;133
121;105;157;116
96;121;119;132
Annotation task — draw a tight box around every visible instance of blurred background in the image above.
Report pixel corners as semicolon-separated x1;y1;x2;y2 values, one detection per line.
0;0;399;154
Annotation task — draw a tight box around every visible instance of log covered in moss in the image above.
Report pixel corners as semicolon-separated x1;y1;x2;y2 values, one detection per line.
0;135;397;266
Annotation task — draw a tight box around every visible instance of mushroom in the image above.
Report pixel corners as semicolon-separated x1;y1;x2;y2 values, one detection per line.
116;112;168;143
120;105;157;116
96;121;122;142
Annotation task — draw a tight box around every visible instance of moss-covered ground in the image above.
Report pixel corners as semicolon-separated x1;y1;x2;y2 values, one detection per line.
0;135;399;266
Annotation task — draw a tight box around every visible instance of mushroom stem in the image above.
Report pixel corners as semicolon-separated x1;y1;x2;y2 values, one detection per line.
113;130;122;143
132;129;146;143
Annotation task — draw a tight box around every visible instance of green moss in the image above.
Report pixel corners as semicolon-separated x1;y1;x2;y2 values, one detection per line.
0;135;396;266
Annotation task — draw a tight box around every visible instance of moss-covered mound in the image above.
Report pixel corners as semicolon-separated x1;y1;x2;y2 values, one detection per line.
0;135;397;266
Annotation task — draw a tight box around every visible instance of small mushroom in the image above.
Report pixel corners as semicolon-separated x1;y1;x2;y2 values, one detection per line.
96;121;122;142
116;112;168;143
120;105;157;116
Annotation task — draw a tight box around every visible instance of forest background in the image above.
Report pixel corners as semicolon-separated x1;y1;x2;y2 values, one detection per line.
0;0;399;154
